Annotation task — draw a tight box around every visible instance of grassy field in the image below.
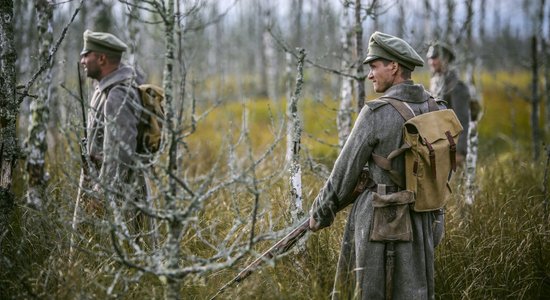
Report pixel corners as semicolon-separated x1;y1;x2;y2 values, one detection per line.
1;70;549;299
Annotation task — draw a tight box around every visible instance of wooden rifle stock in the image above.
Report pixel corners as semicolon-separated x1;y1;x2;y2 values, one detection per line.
209;219;310;300
210;166;372;299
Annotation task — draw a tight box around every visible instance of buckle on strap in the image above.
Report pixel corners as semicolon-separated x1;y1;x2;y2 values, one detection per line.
369;184;400;195
445;130;457;171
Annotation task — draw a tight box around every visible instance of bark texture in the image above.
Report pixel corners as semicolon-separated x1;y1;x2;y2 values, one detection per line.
0;0;17;225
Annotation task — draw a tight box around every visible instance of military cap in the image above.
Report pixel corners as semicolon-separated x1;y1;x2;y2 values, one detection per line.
427;41;455;62
363;31;424;71
80;29;127;56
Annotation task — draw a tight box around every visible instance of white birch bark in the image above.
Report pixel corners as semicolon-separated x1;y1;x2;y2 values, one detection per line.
288;49;306;223
162;2;182;300
26;0;53;210
337;2;353;150
464;0;482;205
0;0;18;226
263;8;278;102
354;0;366;110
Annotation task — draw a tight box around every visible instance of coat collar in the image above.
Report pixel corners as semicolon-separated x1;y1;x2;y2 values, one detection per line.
97;64;136;93
382;80;431;103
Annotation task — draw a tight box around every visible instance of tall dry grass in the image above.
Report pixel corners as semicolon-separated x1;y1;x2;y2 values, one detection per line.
2;70;549;299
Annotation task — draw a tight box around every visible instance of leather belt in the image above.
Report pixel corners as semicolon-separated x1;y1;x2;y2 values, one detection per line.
368;185;400;194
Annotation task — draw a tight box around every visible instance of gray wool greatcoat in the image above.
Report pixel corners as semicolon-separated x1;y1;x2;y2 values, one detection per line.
86;64;149;202
430;69;471;157
311;81;444;300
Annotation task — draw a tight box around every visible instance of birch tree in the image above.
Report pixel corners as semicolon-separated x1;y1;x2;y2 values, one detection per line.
337;1;353;149
262;3;278;102
445;0;456;41
0;0;17;226
288;49;306;223
25;0;53;210
354;0;366;110
530;35;541;161
464;0;482;205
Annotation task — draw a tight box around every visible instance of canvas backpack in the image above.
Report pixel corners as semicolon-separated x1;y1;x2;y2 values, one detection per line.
135;84;165;155
371;97;463;211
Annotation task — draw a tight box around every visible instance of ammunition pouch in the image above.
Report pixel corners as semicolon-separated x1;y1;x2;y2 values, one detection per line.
370;189;415;242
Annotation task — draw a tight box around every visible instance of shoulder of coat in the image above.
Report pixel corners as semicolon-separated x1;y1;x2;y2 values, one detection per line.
365;99;389;111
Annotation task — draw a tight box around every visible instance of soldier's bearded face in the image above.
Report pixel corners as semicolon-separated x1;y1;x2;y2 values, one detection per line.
367;60;396;93
80;52;101;80
428;57;443;73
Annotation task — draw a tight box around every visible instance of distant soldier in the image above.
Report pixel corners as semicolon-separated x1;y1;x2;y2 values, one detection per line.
427;42;471;165
309;32;445;299
78;30;151;242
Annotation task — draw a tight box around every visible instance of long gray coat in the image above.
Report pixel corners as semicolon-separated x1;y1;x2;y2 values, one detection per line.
430;69;470;157
311;81;444;300
85;64;150;217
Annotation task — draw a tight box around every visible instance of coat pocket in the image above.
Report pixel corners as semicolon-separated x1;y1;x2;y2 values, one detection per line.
369;190;415;242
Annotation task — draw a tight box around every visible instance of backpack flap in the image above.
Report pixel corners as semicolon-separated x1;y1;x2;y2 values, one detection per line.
402;109;463;211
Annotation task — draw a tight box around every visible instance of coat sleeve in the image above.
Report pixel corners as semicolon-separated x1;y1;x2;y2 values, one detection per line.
310;106;378;229
99;85;140;183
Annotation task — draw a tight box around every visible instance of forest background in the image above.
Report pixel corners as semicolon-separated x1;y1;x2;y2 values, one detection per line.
1;0;549;299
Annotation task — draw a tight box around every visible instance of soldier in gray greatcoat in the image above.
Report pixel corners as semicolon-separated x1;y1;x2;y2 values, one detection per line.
309;32;445;299
427;42;471;165
78;30;150;239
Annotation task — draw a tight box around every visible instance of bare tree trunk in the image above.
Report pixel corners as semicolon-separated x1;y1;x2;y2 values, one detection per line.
541;0;550;137
263;6;278;102
423;0;433;41
86;0;112;32
337;1;353;149
162;1;182;299
445;0;455;41
288;49;306;223
396;0;406;38
128;3;141;68
292;0;303;48
25;0;53;210
432;0;440;40
464;0;481;206
531;35;541;161
354;0;366;110
0;0;17;227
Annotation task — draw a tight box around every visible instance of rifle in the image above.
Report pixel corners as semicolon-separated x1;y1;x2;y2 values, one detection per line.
76;62;89;174
209;166;372;299
209;218;310;300
70;62;89;263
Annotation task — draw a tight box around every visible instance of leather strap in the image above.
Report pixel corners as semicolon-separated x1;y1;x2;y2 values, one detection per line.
382;98;415;121
445;131;457;171
368;184;400;194
427;96;439;112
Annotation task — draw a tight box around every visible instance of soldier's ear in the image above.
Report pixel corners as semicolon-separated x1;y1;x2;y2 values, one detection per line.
97;53;107;65
391;61;399;73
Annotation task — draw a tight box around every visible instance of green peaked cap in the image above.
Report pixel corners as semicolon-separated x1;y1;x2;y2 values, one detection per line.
363;31;424;71
427;41;456;62
81;29;127;56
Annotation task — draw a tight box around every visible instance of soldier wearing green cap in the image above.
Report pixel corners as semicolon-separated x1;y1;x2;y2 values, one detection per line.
78;29;151;240
309;32;444;299
428;41;471;165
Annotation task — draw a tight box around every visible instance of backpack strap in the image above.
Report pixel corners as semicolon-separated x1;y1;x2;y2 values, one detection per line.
381;97;416;121
427;96;440;112
369;96;437;188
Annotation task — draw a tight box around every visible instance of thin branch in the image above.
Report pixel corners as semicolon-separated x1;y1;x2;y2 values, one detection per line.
268;27;363;80
18;0;84;105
